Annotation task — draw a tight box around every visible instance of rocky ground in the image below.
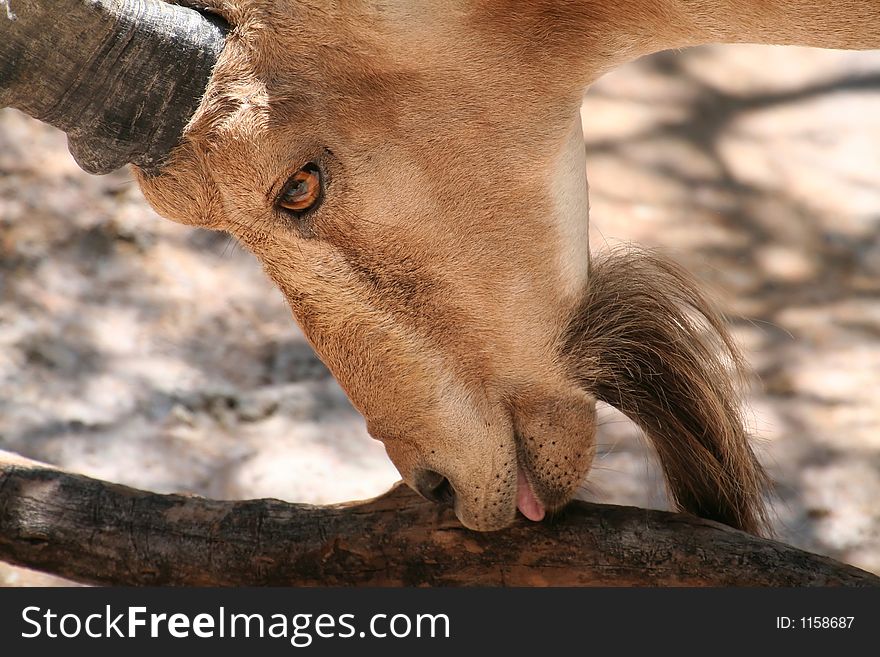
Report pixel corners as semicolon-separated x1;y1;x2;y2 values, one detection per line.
1;44;878;585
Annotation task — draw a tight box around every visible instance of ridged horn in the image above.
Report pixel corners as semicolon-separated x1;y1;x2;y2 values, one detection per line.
0;0;227;175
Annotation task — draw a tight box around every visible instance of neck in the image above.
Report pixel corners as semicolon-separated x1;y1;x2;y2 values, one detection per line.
478;1;880;85
668;0;880;50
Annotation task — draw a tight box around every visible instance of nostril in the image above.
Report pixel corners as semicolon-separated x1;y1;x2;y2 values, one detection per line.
431;477;455;505
414;469;456;506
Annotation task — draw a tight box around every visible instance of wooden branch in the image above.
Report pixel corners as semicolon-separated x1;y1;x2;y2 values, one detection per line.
0;451;877;586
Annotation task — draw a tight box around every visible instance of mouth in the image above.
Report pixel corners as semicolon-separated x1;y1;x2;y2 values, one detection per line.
516;468;545;522
419;466;546;523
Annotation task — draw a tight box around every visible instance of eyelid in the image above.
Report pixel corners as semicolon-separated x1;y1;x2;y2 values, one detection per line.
275;163;323;216
267;148;336;217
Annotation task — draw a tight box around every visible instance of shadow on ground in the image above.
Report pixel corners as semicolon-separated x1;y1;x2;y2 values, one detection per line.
583;45;880;573
0;44;878;584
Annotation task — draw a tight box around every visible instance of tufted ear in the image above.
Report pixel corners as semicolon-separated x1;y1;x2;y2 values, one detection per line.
563;247;770;536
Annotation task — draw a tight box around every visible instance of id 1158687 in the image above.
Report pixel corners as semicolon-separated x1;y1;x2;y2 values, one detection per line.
776;617;855;630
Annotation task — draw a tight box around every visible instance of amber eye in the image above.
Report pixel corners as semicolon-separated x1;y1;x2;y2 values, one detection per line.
278;163;322;214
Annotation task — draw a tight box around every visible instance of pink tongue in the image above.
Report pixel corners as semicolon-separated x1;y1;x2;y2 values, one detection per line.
516;470;545;521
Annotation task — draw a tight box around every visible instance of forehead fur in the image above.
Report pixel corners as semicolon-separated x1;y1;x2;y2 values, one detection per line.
140;0;578;231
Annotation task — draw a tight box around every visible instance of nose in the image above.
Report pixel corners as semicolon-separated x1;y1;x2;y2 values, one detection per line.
413;469;456;506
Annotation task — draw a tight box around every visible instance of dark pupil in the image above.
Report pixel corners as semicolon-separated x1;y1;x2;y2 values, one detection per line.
288;180;308;199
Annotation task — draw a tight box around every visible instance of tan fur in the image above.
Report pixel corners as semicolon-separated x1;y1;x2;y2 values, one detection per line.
136;1;880;532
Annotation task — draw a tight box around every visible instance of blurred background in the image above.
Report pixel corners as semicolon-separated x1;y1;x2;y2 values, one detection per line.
1;44;879;585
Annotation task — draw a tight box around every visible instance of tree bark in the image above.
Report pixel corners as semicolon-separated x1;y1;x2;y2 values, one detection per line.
0;450;877;586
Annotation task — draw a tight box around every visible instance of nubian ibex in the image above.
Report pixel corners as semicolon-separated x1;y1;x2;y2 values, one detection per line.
3;1;878;533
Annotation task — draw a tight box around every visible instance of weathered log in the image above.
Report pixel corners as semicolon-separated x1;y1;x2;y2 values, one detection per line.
0;450;876;586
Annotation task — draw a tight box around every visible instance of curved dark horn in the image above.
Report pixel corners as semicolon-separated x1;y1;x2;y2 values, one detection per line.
0;0;227;175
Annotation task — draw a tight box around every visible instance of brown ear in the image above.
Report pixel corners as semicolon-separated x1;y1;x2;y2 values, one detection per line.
564;247;769;535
